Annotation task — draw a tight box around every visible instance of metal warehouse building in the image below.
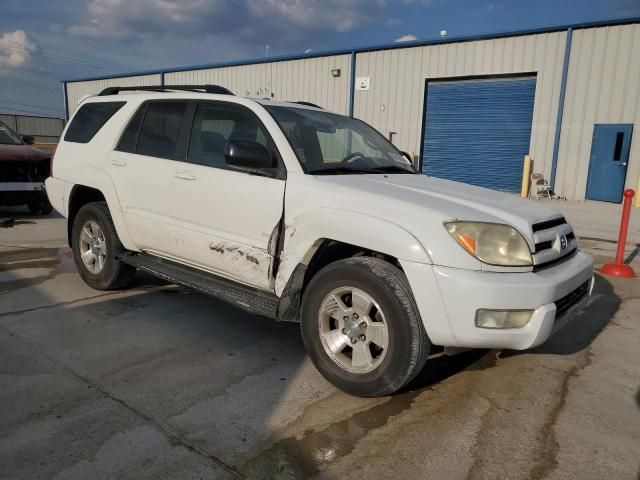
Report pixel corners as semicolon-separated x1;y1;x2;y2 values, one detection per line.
63;17;640;205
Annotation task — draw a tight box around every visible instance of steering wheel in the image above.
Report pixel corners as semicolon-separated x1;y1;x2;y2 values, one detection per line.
340;152;364;165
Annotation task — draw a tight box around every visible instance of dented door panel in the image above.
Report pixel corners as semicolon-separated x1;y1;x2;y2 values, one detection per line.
166;165;285;290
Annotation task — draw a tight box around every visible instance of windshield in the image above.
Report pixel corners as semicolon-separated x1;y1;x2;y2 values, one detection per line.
265;106;416;174
0;120;23;145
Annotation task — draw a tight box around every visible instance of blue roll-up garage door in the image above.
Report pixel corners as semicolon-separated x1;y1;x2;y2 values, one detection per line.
421;76;536;192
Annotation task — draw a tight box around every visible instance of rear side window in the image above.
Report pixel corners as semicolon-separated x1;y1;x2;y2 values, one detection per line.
136;101;188;159
64;102;125;143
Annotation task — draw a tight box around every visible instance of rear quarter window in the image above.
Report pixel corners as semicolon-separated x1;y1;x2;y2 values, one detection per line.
64;101;125;143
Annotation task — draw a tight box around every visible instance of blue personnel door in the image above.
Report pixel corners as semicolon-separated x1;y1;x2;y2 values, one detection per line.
421;76;536;192
586;124;633;203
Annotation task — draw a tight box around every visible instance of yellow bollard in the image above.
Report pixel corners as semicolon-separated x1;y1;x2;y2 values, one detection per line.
521;155;532;198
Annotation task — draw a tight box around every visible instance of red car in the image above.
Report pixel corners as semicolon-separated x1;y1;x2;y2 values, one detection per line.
0;119;52;214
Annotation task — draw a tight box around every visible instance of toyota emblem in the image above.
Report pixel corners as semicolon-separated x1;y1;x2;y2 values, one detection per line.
560;235;567;250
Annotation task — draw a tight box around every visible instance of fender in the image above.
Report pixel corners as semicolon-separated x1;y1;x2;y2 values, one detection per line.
66;164;138;251
275;207;432;296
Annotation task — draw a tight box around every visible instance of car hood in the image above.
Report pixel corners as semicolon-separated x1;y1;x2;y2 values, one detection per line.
0;144;50;162
310;174;565;264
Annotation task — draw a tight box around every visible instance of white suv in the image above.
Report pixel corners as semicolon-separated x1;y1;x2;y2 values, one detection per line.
46;85;593;397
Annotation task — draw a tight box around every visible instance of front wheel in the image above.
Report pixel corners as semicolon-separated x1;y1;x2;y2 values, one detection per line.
301;257;430;397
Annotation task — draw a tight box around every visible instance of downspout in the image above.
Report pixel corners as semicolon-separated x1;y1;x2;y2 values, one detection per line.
348;51;356;117
550;27;573;190
63;82;69;121
160;71;165;86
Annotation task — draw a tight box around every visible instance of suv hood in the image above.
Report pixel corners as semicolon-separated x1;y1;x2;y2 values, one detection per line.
0;144;50;162
311;174;565;265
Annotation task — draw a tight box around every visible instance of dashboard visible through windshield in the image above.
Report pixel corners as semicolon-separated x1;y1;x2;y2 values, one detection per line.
265;105;416;175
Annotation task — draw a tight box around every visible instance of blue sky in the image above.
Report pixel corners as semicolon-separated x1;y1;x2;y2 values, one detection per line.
1;0;639;118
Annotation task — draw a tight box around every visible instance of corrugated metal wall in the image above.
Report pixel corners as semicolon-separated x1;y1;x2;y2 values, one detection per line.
165;55;351;115
0;113;64;143
555;23;640;200
62;22;640;201
66;74;162;116
353;31;566;177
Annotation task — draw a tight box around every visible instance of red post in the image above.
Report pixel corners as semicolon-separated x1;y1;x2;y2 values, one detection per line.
601;189;636;278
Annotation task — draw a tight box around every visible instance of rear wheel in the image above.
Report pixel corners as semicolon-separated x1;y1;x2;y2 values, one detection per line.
71;202;136;290
301;257;429;397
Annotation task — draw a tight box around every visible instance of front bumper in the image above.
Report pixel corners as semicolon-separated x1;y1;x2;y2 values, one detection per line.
401;250;594;350
0;181;45;192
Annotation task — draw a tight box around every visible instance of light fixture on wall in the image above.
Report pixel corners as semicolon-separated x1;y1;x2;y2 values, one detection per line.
331;68;341;77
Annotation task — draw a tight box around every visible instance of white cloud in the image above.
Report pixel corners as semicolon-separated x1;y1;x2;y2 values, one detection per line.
67;0;386;42
395;33;417;42
0;30;36;68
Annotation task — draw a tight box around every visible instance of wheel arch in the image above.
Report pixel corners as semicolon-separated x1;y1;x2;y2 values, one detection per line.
66;176;136;251
275;207;432;323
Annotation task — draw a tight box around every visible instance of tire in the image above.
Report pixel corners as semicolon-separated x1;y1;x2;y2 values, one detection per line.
27;196;52;215
71;201;136;290
301;257;430;397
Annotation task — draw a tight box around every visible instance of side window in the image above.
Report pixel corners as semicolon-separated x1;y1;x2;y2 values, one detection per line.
188;103;274;169
64;101;125;143
136;101;188;159
117;104;146;153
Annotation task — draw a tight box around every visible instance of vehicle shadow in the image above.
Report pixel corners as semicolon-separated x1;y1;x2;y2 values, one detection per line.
403;349;488;392
501;273;619;359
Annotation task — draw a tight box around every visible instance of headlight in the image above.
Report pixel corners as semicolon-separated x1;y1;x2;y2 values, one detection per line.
444;221;532;266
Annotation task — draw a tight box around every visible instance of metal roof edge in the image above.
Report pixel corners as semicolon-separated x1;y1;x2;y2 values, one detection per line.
62;15;640;84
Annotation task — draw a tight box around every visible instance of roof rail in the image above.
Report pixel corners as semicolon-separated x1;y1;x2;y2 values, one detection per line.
293;101;323;109
98;84;234;96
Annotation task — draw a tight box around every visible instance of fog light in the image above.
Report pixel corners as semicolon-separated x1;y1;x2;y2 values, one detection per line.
475;309;533;329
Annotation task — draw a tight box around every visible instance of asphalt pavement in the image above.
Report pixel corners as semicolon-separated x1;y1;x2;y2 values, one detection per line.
1;206;639;480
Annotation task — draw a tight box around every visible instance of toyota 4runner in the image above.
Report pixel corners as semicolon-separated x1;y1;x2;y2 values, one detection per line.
46;85;594;397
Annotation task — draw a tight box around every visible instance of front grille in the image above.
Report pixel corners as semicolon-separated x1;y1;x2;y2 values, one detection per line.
555;281;589;318
531;216;577;268
532;217;566;232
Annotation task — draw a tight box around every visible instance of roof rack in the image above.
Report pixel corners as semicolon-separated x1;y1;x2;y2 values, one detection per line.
293;101;323;109
98;84;234;96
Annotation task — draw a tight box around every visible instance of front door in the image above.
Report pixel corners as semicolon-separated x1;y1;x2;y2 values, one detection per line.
166;100;286;291
586;124;633;203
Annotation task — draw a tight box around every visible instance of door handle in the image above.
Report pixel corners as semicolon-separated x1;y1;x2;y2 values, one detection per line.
111;159;127;167
174;171;196;180
618;162;628;167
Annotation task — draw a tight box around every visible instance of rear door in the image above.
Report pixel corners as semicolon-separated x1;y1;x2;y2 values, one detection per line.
106;100;192;254
164;100;286;290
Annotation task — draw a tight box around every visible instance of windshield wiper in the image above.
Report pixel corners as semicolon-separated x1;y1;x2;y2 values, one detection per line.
308;166;380;175
365;165;417;174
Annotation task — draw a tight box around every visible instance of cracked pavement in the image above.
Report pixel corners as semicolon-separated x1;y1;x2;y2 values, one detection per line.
1;210;639;479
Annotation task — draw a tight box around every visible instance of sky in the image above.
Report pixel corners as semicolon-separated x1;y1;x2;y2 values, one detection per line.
1;0;639;119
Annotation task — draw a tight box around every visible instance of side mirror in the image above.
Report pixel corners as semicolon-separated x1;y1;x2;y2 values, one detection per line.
22;135;35;145
224;140;276;173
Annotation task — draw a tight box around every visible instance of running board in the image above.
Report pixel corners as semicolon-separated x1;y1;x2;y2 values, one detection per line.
118;252;278;319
